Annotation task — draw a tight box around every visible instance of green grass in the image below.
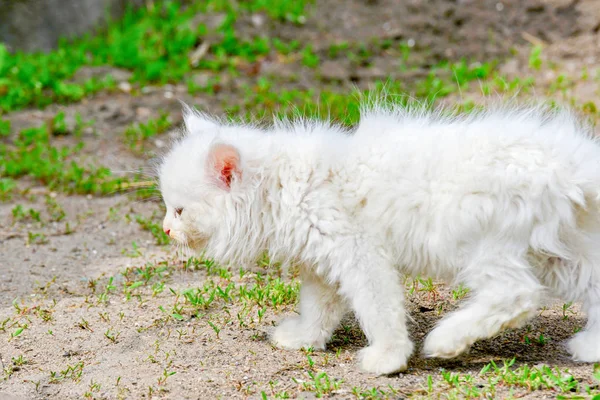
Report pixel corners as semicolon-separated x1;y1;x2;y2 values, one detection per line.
0;0;314;113
135;214;170;245
124;112;173;152
0;117;10;136
0;0;503;117
350;360;600;399
0;119;125;198
432;359;600;399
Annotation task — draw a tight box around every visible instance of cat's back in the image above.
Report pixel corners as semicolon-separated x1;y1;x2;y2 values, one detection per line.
339;104;600;231
349;105;596;179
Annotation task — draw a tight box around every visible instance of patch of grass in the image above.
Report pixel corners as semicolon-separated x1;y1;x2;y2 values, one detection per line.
451;283;470;301
84;380;102;398
104;328;121;343
175;272;298;316
12;355;27;367
123;261;170;286
135;214;170;245
26;232;48;245
413;59;495;99
124;112;173;152
48;111;69;136
49;362;85;384
351;385;402;399
11;205;41;223
0;178;16;200
45;195;67;222
413;358;600;399
562;302;575;320
295;371;342;398
0;118;125;198
406;276;440;302
301;45;320;68
234;0;314;24
529;45;543;71
0;0;315;112
229;59;497;127
0;118;10;136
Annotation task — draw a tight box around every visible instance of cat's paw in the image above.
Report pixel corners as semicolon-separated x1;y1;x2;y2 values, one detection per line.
423;325;472;359
567;330;600;362
357;342;412;375
271;317;327;351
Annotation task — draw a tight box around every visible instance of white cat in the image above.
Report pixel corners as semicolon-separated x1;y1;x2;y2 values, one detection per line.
158;102;600;375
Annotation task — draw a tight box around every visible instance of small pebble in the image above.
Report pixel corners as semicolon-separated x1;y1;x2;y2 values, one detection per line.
118;82;132;93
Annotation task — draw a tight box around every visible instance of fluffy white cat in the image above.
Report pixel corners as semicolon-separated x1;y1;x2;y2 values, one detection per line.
158;102;600;375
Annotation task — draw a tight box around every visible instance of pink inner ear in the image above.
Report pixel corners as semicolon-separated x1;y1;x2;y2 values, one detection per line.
208;143;240;189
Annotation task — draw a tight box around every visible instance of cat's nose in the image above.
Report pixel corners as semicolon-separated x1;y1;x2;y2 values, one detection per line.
164;228;171;236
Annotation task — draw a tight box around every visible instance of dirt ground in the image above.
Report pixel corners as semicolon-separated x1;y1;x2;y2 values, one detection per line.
2;0;600;399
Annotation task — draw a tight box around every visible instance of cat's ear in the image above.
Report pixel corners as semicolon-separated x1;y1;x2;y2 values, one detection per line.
182;103;218;134
206;143;241;190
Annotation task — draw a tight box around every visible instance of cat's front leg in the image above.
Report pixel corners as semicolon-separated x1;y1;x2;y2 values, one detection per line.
271;268;347;351
333;240;414;375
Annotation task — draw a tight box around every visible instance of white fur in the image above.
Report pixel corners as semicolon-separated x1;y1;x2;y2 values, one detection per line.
158;103;600;375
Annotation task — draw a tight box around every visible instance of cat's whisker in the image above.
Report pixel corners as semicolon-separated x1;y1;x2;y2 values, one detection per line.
111;167;157;176
129;195;163;206
102;181;159;197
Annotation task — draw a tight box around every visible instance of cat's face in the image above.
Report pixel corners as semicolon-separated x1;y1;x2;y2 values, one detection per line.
158;110;242;251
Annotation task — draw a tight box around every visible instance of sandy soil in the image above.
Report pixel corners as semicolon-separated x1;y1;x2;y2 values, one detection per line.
2;1;600;399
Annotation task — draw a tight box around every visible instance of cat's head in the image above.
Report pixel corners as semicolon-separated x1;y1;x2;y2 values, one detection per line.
157;107;244;251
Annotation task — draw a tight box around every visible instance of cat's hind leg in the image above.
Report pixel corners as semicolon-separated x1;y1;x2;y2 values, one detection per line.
567;282;600;362
423;253;543;358
547;225;600;361
271;268;347;351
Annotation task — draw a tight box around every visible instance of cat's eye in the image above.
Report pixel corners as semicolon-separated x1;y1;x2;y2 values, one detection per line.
175;208;183;217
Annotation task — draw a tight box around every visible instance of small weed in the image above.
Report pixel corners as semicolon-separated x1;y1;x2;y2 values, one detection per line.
451;283;470;300
157;368;176;386
45;195;66;222
49;112;69;136
301;45;319;68
104;328;121;343
124;113;172;152
84;379;102;398
122;241;143;258
78;318;93;332
296;371;342;398
136;214;170;245
207;320;221;338
0;178;16;201
49;362;84;384
529;45;543;71
12;355;27;367
535;333;549;346
26;232;48;245
97;277;116;304
0;118;10;136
